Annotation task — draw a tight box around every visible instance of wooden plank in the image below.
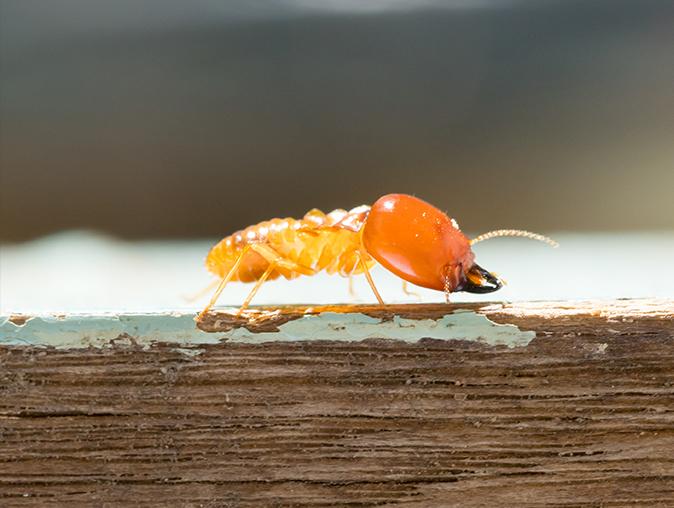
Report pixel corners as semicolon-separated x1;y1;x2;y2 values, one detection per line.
0;299;673;506
197;298;674;333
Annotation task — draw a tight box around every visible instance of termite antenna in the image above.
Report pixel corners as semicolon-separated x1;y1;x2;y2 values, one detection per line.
470;229;559;248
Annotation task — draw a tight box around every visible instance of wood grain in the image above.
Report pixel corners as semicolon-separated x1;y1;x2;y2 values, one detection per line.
1;299;673;506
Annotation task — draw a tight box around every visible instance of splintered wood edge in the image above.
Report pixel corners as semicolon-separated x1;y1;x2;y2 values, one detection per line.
196;298;674;333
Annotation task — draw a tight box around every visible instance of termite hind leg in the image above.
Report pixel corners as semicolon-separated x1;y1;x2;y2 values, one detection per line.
358;250;384;305
197;277;230;320
237;243;316;315
233;243;315;316
197;245;250;320
237;262;276;316
401;281;421;301
183;278;220;303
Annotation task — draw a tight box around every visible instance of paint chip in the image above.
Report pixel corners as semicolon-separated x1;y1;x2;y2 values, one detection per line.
8;315;32;326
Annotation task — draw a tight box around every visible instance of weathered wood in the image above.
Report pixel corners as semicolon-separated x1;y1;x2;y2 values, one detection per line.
197;299;674;333
1;299;673;506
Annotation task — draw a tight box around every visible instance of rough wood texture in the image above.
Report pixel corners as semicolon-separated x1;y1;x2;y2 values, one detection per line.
1;299;673;506
197;299;674;333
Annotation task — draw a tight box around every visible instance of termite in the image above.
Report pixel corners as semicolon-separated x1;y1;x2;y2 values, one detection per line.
197;193;557;319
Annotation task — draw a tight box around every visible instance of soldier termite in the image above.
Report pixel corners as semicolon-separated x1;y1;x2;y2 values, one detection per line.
198;193;557;319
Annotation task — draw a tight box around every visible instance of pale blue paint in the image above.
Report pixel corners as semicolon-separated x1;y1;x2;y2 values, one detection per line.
0;310;534;350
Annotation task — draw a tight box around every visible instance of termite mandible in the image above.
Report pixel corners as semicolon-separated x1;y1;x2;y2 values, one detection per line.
197;193;557;319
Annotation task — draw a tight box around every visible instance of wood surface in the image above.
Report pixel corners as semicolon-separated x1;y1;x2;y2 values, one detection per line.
1;299;673;506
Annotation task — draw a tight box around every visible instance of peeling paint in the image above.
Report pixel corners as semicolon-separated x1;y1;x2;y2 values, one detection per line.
225;311;534;347
8;314;32;326
0;310;535;350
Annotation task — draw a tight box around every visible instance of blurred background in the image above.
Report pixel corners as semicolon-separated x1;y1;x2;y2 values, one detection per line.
1;0;673;312
2;0;673;241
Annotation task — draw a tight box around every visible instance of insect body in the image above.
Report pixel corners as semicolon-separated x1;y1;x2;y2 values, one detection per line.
198;193;557;318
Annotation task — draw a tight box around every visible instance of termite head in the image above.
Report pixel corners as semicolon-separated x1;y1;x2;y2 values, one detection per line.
362;193;501;296
362;193;557;299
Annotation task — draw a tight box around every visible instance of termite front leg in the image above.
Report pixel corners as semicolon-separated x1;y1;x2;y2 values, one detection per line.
358;250;385;305
401;281;421;301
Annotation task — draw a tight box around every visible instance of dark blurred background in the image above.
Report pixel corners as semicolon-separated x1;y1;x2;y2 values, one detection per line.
1;0;673;242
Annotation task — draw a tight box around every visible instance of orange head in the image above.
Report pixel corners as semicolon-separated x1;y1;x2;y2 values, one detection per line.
362;194;502;295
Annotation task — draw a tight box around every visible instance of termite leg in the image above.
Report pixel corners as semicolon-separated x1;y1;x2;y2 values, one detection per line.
184;278;220;303
234;243;315;315
443;276;452;304
348;275;357;299
401;281;421;300
358;250;384;305
198;245;251;320
250;244;315;276
237;261;276;316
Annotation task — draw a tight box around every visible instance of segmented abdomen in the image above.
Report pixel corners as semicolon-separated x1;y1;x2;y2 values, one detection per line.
205;206;374;283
